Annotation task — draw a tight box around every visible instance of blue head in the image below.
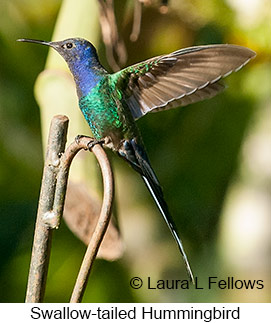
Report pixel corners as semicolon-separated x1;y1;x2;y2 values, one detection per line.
18;38;106;97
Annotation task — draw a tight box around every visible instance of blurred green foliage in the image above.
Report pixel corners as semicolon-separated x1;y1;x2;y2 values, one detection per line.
0;0;270;302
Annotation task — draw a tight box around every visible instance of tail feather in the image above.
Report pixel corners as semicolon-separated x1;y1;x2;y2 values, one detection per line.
142;175;194;284
119;138;194;283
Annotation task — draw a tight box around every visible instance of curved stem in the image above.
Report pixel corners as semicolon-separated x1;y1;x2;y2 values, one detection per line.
70;141;114;303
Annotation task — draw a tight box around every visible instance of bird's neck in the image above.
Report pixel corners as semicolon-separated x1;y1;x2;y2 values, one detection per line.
67;54;107;98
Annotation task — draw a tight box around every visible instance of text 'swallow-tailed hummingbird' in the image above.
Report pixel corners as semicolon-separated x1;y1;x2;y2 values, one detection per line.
18;37;256;283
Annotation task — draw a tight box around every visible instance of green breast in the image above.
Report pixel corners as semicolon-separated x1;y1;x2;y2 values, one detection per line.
79;77;123;139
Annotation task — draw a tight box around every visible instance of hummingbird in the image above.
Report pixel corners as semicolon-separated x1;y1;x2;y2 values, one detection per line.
18;38;255;283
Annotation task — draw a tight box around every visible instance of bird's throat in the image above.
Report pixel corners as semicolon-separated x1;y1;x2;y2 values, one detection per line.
69;62;104;98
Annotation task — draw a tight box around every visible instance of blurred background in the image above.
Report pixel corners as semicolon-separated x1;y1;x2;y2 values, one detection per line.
0;0;270;302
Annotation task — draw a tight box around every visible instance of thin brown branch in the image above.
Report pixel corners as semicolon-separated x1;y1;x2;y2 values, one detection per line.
44;137;87;229
98;0;127;71
25;115;69;303
130;0;142;42
70;140;114;303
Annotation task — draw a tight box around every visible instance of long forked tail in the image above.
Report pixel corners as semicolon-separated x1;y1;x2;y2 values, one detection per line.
119;139;194;283
141;175;194;284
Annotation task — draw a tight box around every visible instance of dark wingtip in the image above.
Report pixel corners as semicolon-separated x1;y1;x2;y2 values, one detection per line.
239;46;257;60
250;49;257;58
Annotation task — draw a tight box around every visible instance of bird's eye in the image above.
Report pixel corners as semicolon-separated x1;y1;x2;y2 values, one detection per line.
63;42;74;49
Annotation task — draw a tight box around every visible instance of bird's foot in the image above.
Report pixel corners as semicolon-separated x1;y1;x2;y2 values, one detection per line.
75;135;104;150
86;139;105;150
75;134;92;145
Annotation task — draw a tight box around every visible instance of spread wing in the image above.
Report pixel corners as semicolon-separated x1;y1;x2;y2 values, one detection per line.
112;44;256;119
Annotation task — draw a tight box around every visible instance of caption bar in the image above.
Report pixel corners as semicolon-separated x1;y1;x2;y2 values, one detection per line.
1;303;270;322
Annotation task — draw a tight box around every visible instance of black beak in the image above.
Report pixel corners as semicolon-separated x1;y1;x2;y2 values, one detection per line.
17;38;53;47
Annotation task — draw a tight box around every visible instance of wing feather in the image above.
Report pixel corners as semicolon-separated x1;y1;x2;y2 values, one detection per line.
113;44;255;119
